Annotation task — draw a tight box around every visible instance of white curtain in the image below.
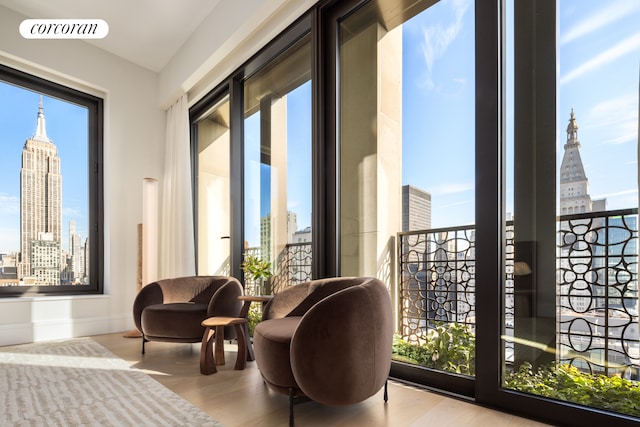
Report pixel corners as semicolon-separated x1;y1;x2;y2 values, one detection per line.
159;94;196;278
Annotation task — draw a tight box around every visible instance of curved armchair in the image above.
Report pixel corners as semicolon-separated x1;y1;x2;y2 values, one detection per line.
133;276;242;354
253;277;393;425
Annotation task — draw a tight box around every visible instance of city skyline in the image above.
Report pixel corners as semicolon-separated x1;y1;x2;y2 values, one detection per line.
0;83;88;255
0;89;89;285
1;0;638;254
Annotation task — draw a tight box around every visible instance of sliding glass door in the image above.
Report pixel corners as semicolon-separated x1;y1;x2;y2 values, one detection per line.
501;0;640;420
243;34;313;294
192;94;232;276
335;0;477;393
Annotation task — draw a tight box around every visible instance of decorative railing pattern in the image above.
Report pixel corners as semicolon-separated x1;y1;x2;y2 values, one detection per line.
247;210;639;376
243;242;312;295
398;225;476;344
271;242;312;293
398;210;639;377
557;209;639;377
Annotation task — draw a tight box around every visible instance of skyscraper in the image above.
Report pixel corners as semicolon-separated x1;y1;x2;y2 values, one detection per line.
559;108;606;214
18;98;62;285
402;184;431;232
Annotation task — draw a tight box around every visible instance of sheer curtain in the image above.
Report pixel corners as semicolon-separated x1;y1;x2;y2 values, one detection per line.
160;94;196;278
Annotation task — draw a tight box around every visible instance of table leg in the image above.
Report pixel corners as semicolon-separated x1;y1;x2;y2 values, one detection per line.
200;327;217;375
244;322;255;361
214;325;225;365
239;300;258;362
234;324;247;370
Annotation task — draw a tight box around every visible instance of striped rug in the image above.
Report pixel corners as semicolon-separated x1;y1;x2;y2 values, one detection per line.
0;337;223;426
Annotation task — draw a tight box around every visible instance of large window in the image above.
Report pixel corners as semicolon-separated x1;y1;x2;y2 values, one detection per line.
193;93;232;277
502;0;640;419
189;0;640;424
0;64;103;296
243;34;312;294
334;0;476;396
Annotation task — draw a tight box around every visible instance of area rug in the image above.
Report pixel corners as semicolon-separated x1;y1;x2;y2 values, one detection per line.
0;337;223;427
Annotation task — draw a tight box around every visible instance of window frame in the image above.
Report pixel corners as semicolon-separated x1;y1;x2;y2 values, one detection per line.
0;63;104;297
187;0;639;424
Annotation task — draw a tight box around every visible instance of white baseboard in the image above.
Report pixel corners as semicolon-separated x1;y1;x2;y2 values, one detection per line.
0;314;132;346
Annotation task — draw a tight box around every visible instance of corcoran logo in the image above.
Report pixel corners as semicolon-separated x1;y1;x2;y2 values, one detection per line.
19;19;109;39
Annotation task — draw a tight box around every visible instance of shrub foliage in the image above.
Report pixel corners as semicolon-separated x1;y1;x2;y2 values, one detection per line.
392;322;640;417
392;322;475;376
506;362;640;417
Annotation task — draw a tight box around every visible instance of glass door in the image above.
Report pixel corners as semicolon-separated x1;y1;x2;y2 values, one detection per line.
336;0;476;394
503;0;640;419
193;95;232;275
243;34;312;295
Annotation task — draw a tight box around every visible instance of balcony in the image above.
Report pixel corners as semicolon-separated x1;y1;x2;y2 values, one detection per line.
398;208;640;379
244;209;639;380
243;242;312;295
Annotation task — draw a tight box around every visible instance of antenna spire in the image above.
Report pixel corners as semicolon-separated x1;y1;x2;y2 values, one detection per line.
33;95;50;142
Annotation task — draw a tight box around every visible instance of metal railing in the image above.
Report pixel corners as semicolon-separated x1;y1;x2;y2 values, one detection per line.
398;224;476;344
243;242;312;295
557;209;639;377
398;209;640;377
247;209;639;376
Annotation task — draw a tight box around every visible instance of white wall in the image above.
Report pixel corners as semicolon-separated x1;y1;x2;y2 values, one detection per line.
0;5;164;345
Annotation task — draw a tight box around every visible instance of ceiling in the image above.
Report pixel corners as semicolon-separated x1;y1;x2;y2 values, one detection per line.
0;0;222;72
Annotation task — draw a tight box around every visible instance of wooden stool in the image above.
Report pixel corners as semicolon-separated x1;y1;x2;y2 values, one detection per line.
200;316;247;375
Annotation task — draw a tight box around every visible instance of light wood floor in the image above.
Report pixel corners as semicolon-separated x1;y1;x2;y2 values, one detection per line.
92;333;551;427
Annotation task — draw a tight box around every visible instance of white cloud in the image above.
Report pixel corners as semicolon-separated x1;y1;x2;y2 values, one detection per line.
432;182;474;195
560;1;640;45
0;193;19;214
592;188;638;200
439;198;473;209
419;0;470;90
560;33;640;86
587;94;639;145
0;225;19;253
62;207;82;217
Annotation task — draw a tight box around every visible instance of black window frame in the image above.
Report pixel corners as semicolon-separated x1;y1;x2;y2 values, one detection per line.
0;63;104;297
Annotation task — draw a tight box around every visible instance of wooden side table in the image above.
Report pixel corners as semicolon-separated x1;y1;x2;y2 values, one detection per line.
200;316;247;375
238;295;273;361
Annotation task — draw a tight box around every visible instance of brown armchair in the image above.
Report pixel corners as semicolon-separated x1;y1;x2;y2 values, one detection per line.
253;277;393;426
133;276;242;354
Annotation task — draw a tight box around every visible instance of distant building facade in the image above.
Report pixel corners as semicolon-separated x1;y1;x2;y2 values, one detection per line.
559;108;606;215
18;99;62;285
402;184;431;232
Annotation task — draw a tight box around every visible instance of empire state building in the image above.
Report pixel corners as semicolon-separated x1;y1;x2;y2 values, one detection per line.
18;98;62;285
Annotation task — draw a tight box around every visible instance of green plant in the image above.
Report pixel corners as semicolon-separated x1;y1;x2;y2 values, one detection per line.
506;362;640;416
246;304;262;336
241;254;273;281
392;322;476;376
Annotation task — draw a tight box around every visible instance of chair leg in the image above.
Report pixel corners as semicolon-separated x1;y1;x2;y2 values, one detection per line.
141;335;147;355
289;388;295;426
384;379;389;402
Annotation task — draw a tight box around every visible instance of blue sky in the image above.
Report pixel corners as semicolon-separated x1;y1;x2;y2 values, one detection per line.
556;0;640;212
0;82;88;253
402;0;476;228
400;0;639;228
204;0;640;247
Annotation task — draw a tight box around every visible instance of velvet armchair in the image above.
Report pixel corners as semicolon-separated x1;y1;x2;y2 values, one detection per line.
133;275;243;354
253;277;393;425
